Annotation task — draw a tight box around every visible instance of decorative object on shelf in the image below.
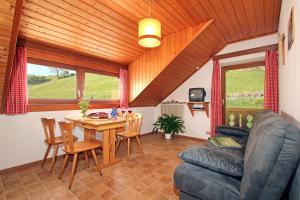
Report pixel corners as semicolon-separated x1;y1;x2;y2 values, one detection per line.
78;96;92;118
228;114;235;127
111;107;118;119
187;102;210;117
153;114;185;140
138;0;161;48
288;7;295;50
246;115;254;129
278;33;286;65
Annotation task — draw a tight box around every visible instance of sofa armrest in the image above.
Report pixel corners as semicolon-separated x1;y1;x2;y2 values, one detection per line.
216;125;249;138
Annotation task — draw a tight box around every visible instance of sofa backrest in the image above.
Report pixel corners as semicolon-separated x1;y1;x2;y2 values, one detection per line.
240;112;300;200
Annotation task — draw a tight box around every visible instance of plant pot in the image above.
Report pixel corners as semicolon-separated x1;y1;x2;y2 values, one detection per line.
165;133;171;140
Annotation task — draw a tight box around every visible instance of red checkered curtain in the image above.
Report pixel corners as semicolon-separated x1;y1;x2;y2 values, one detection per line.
5;46;28;115
210;60;222;136
119;68;128;108
264;50;279;113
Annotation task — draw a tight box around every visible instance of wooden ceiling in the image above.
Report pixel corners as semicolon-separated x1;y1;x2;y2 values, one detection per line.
0;0;282;109
19;0;281;65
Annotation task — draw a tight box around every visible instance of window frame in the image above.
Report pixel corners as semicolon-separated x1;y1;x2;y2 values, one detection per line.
27;58;120;112
221;60;265;123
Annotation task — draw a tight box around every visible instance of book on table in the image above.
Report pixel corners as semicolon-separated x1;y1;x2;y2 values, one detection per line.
208;136;242;148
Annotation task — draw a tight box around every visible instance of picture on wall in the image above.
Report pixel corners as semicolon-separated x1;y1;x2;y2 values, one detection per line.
288;7;295;50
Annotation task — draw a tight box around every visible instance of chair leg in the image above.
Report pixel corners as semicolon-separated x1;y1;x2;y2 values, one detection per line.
59;154;69;179
127;138;131;160
69;153;78;189
50;145;59;173
116;137;121;152
41;144;51;167
84;151;89;168
91;149;102;176
135;136;144;154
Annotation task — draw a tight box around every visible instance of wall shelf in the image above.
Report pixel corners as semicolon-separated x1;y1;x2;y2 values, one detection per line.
186;102;210;117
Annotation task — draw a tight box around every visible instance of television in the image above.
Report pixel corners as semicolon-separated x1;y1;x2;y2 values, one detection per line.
189;88;206;102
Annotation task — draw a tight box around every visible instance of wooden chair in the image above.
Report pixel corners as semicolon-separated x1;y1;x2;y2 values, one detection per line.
58;121;102;189
116;113;143;159
41;117;78;173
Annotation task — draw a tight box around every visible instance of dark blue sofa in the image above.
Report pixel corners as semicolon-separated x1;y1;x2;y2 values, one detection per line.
174;112;300;200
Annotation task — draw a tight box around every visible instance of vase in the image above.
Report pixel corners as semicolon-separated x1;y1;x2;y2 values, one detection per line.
81;110;87;118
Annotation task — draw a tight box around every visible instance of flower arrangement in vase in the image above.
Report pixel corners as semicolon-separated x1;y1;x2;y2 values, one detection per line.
77;91;92;118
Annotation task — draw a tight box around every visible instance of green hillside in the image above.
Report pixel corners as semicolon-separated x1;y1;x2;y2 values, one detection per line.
226;67;265;109
28;73;119;99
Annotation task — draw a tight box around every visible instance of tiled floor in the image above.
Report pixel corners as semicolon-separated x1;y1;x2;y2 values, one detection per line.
0;134;204;200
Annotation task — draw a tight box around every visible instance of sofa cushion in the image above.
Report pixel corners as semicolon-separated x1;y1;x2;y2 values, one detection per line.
240;112;300;200
174;162;240;200
179;146;244;177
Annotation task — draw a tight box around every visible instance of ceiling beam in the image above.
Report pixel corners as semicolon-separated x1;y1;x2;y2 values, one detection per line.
1;0;24;113
213;44;278;61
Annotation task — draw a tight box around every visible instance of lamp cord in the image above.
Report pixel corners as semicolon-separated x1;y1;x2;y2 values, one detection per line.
148;0;151;17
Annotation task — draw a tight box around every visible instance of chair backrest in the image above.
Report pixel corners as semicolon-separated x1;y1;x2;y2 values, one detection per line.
41;117;56;144
240;112;300;200
126;112;142;133
58;121;75;153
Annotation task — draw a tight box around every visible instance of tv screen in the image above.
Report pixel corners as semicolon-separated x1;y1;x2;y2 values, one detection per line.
189;88;206;102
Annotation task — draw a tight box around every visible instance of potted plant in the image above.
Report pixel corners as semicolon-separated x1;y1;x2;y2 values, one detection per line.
153;114;185;139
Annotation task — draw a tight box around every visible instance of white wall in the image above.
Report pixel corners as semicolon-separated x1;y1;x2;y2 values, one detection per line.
278;0;300;121
154;34;277;139
0;107;155;170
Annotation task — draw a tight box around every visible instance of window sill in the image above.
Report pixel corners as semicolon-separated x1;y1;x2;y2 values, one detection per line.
28;99;120;112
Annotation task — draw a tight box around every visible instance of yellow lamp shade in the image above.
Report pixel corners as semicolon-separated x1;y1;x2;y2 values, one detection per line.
138;18;161;48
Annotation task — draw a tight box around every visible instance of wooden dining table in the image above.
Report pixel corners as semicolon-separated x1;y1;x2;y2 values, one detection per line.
65;116;126;168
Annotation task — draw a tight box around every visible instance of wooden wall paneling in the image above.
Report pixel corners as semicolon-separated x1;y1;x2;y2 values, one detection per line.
129;20;215;106
128;22;205;102
0;0;23;113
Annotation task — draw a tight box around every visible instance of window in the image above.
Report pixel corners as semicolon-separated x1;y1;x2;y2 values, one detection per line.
225;66;265;109
27;63;76;99
27;61;120;111
84;72;119;100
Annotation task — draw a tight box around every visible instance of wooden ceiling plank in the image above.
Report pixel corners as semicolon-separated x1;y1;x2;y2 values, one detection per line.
20;25;137;61
272;0;282;32
220;0;246;39
231;0;251;38
51;0;137;40
82;0;137;31
253;0;265;35
264;0;275;34
21;15;142;57
27;0;137;42
1;0;23;112
22;4;143;52
243;0;259;36
20;31;130;64
175;0;203;24
162;0;198;26
209;0;240;41
197;0;234;42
